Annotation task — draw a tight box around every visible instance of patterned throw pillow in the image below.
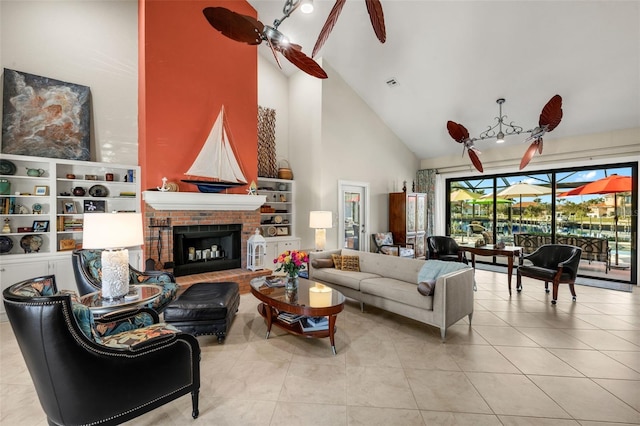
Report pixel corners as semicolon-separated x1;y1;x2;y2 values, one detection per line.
331;254;343;270
341;255;360;272
374;232;394;246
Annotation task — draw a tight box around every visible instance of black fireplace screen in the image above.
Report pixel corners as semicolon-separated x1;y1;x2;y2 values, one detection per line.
173;224;242;277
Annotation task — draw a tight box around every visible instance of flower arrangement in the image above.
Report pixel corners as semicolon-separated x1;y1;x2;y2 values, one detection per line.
274;250;309;278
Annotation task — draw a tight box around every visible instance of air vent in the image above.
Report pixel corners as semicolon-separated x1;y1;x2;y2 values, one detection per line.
385;78;399;87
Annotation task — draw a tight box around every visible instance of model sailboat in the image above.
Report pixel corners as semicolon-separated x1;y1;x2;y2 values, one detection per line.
182;105;248;193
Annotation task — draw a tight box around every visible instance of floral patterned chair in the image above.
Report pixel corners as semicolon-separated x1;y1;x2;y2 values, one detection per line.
2;275;200;425
72;249;178;312
371;232;415;258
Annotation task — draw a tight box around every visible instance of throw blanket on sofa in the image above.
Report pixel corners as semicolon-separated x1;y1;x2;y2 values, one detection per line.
418;260;473;285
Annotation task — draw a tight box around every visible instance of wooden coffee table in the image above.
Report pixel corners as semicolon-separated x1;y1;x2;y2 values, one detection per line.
250;277;345;355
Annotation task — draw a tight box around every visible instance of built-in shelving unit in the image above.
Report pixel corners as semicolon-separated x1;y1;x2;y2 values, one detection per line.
257;177;300;270
0;154;141;317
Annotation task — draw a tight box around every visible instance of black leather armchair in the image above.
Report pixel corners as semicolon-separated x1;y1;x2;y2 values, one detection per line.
2;275;200;426
427;236;466;263
72;249;178;312
517;244;582;304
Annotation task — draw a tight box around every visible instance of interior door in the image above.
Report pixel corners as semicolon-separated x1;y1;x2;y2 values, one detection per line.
338;181;369;252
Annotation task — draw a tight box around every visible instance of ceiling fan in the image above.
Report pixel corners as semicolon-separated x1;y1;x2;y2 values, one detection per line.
202;2;327;79
519;95;563;170
312;0;386;58
447;95;563;173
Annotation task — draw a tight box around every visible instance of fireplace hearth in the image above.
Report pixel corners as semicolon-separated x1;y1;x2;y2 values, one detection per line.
173;224;242;277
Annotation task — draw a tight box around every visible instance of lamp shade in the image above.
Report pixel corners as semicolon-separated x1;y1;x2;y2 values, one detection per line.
309;211;332;229
82;212;144;249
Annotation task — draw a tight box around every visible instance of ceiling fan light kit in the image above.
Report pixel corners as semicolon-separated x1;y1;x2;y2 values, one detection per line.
300;0;314;14
447;95;563;173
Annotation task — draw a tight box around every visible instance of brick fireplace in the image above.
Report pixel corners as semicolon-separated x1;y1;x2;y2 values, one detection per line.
143;191;270;293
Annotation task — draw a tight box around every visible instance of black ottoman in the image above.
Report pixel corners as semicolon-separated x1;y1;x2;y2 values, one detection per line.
164;282;240;343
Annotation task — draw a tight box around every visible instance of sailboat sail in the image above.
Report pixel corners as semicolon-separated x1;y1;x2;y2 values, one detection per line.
183;106;247;192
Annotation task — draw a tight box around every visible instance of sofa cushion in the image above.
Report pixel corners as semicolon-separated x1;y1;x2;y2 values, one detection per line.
360;277;433;310
331;254;343;269
341;255;360;272
312;258;334;269
311;267;380;291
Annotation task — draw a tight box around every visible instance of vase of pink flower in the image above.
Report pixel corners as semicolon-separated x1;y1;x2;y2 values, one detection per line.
274;249;309;290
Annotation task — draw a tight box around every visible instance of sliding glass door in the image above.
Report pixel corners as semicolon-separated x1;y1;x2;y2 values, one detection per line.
446;163;637;284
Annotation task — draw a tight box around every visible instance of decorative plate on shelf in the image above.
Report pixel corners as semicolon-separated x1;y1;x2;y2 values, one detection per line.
32;203;42;213
0;159;16;175
20;234;43;253
274;215;283;224
0;236;13;253
267;226;277;237
89;184;109;197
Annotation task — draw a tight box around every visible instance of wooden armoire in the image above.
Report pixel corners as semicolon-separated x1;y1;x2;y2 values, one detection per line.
389;192;427;259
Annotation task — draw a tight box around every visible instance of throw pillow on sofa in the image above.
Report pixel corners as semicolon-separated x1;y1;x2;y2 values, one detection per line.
312;258;335;269
417;280;436;296
331;254;343;269
341;255;360;272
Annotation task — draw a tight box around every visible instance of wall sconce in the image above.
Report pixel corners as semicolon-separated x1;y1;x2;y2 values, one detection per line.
247;228;267;271
82;212;143;300
309;211;332;251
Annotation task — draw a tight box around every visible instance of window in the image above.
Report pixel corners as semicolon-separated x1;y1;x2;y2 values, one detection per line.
446;162;637;285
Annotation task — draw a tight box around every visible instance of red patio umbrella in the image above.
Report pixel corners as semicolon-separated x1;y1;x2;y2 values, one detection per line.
558;174;632;266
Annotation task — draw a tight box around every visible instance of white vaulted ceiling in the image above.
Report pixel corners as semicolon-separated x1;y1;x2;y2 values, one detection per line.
248;0;639;160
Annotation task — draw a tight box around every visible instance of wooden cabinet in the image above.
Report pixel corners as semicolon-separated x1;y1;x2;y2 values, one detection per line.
389;192;427;259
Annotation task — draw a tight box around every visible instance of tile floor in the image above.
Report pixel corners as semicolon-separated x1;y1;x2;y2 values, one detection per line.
1;269;639;425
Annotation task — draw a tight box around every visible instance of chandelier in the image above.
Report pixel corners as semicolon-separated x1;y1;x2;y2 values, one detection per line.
447;95;563;173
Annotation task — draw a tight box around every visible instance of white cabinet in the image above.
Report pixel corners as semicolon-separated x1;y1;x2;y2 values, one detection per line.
264;237;301;271
0;255;76;321
0;154;141;302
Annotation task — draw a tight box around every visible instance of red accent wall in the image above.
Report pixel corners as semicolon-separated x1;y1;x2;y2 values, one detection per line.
139;0;257;194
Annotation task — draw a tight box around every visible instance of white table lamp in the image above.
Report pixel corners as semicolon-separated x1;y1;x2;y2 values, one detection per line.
82;212;144;300
309;211;332;251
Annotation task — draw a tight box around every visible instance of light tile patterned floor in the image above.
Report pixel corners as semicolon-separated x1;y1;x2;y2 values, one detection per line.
1;269;639;425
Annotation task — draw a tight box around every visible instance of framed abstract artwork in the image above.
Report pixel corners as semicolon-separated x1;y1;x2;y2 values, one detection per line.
2;69;90;160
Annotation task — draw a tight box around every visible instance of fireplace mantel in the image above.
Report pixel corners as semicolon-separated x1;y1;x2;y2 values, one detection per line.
143;191;266;211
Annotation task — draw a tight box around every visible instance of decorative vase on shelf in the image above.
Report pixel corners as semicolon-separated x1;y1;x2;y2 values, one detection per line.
286;273;299;291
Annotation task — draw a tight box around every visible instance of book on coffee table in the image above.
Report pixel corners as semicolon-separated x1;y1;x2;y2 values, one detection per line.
300;316;329;332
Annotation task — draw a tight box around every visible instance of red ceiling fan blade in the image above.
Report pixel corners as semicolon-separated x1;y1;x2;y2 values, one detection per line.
520;140;540;170
539;94;563;131
202;7;264;45
447;121;470;143
365;0;386;43
280;44;328;79
312;0;347;58
467;149;484;173
265;37;283;69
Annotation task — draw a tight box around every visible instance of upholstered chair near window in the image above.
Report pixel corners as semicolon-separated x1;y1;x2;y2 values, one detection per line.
426;236;467;263
72;249;178;312
371;232;415;258
2;275;200;425
517;244;582;304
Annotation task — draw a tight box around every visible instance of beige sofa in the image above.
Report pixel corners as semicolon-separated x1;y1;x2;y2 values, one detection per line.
309;249;474;340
